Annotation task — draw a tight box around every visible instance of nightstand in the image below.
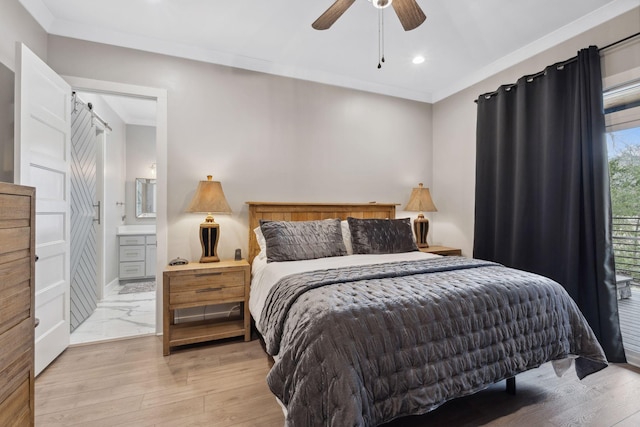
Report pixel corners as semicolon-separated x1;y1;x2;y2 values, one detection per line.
419;246;462;256
162;259;250;355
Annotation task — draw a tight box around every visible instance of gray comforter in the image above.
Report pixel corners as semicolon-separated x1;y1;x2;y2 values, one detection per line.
259;257;608;427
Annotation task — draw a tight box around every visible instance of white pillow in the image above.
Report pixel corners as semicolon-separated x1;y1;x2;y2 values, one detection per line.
254;226;267;260
341;220;353;255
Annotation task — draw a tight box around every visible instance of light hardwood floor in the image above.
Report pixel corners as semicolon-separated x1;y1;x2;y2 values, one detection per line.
36;336;640;427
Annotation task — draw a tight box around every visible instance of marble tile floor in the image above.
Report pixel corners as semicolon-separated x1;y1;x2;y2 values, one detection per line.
70;282;156;345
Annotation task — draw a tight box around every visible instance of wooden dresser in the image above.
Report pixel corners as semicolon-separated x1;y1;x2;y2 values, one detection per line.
0;182;35;426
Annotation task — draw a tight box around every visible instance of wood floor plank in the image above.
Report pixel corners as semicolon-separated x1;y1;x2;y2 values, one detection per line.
35;336;640;427
615;410;640;427
76;396;205;427
35;395;145;426
36;360;190;402
140;364;270;408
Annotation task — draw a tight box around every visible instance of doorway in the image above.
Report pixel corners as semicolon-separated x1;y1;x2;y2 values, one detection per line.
63;77;167;345
70;90;158;344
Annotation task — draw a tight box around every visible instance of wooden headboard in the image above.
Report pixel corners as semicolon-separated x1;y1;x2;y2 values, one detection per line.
246;202;397;264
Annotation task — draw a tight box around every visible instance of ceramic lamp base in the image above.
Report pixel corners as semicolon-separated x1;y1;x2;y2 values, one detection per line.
413;215;430;248
199;221;220;263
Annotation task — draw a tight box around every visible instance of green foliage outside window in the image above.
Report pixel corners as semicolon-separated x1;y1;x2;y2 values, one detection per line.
609;143;640;282
610;145;640;216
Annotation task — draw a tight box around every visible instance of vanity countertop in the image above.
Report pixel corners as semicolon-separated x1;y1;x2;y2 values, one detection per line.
117;225;156;236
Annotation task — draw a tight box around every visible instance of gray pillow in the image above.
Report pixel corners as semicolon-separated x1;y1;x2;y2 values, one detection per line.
260;219;347;262
347;217;418;254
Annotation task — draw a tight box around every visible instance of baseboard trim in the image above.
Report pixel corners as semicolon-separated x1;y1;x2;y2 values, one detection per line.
625;348;640;368
105;277;119;296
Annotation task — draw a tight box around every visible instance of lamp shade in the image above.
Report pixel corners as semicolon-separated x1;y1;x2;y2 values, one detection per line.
186;175;232;214
404;183;437;213
404;183;436;249
187;175;231;263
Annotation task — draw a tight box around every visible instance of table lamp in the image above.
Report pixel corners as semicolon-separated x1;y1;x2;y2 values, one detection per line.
404;183;437;248
186;175;232;262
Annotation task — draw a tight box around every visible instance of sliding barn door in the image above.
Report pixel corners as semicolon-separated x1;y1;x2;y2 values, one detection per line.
15;43;71;375
70;99;98;331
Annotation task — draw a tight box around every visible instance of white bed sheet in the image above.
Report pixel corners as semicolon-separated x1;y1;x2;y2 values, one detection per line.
250;251;439;332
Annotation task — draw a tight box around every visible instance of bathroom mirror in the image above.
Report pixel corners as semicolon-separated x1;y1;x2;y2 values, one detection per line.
135;178;156;218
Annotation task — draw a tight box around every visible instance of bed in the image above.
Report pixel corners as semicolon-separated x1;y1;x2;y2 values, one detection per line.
246;202;608;427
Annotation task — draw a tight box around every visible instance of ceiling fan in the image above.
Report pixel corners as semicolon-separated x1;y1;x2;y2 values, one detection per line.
312;0;426;31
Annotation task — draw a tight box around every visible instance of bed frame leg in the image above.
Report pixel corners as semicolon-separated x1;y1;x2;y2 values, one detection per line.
506;377;516;395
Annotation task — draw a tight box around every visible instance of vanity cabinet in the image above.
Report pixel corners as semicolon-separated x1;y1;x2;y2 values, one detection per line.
118;234;156;281
145;235;157;277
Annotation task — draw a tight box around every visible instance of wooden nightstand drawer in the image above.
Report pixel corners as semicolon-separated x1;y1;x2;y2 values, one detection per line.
170;270;244;292
420;246;462;256
170;285;244;306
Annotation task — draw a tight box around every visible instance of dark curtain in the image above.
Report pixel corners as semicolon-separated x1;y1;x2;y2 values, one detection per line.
474;46;625;362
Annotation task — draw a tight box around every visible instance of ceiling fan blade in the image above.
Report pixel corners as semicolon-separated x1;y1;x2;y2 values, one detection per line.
392;0;427;31
312;0;356;30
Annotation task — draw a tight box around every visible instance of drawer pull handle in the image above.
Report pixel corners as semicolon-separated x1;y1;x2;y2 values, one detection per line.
195;273;222;277
196;287;222;293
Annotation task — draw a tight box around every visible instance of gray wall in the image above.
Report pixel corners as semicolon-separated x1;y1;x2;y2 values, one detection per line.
7;1;638;262
0;62;13;183
432;7;640;256
0;0;47;184
0;0;47;70
46;36;433;262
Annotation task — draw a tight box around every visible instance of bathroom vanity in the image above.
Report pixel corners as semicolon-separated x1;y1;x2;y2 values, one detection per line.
117;225;156;281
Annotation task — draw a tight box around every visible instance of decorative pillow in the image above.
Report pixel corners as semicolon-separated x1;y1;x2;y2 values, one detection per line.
341;220;353;255
260;219;347;262
347;217;418;254
253;226;267;260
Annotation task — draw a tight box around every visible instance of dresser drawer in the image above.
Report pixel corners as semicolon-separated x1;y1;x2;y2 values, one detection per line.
169;270;245;292
119;235;146;246
119;245;145;261
120;262;146;278
170;285;244;306
0;372;31;426
0;257;31;333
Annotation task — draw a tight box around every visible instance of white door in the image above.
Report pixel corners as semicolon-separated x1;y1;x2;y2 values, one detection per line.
15;43;71;375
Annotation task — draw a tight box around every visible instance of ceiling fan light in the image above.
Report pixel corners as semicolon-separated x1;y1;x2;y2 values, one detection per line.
370;0;393;9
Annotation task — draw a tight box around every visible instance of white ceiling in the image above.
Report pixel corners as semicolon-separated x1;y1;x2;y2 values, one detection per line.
100;94;157;127
19;0;640;103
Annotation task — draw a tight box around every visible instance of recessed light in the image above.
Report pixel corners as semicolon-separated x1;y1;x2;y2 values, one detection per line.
412;56;425;65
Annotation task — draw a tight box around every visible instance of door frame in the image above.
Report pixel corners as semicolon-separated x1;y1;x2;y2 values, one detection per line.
603;65;640;368
62;76;168;334
95;125;106;300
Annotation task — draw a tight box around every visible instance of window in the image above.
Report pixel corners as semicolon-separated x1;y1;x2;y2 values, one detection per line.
605;77;640;364
605;80;640;224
